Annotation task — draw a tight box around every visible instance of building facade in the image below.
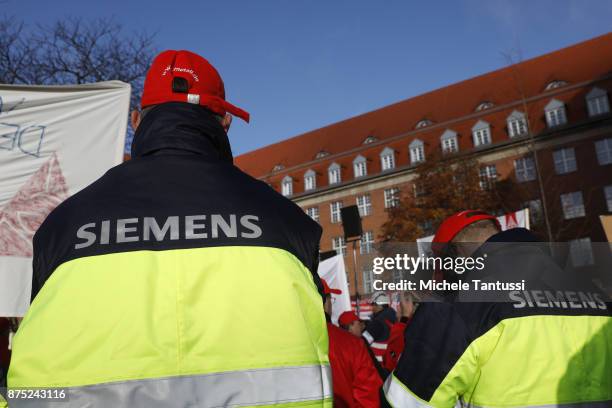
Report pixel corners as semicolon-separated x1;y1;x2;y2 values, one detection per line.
236;34;612;296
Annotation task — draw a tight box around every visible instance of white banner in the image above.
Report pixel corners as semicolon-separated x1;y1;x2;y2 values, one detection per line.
317;255;351;325
0;81;131;316
416;208;530;255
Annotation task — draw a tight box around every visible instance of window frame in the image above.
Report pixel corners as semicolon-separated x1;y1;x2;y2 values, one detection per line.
360;231;374;255
380;147;395;171
409;139;425;164
330;201;343;223
281;176;293;197
553;147;577;174
306;206;319;222
328;163;341;184
384;187;400;209
353;155;368;178
356;194;372;217
514;156;536;182
560;191;585;220
595;138;612;165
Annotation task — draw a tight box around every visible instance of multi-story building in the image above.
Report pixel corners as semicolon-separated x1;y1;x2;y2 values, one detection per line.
236;33;612;296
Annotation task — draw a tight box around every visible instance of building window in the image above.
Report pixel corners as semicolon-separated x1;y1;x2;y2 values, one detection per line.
524;199;543;226
413;183;426;198
306;207;319;222
304;170;316;191
353;155;367;178
595;138;612;165
560;191;585;220
545;80;568;91
330;201;343;223
569;238;594;267
605;185;612;212
475;101;494;111
384;188;400;209
415;119;433;129
356;194;372;217
281;176;293;196
586;87;610;117
472;120;491;147
360;231;374;255
315;150;330;159
363;135;378;145
328;163;341;184
380;147;395;171
553;148;577;174
545;99;567;127
514;156;536;182
362;267;373;293
409;139;425;164
479;165;497;190
440;129;458;154
332;236;347;257
272;164;284;172
507;110;528;138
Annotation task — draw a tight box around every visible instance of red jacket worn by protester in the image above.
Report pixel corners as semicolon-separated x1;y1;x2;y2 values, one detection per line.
382;319;409;372
327;322;382;408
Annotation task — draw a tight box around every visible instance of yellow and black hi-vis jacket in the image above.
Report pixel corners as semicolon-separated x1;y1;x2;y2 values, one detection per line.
383;229;611;408
8;103;331;407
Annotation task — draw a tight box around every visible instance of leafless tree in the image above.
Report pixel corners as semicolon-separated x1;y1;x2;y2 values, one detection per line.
0;16;157;148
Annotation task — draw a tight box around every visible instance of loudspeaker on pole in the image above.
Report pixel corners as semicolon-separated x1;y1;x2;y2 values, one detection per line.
341;205;362;241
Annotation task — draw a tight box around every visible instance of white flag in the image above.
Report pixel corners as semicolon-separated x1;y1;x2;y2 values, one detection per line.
317;255;351;325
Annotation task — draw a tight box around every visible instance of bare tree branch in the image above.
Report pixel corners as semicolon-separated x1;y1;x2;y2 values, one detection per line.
0;16;157;108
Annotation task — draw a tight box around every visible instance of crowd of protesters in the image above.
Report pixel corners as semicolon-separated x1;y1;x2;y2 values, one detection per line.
0;49;610;408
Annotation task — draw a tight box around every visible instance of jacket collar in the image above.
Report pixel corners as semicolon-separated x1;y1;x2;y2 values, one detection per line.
130;102;233;163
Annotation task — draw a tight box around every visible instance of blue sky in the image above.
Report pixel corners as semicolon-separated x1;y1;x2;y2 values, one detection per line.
9;1;612;155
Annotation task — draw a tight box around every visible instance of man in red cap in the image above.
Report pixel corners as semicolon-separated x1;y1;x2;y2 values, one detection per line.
338;311;364;337
383;210;612;408
9;50;331;407
323;279;382;408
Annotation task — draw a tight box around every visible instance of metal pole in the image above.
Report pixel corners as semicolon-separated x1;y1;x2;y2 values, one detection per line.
352;240;360;316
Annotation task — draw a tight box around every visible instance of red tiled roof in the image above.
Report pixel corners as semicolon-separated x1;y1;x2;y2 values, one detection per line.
235;33;612;183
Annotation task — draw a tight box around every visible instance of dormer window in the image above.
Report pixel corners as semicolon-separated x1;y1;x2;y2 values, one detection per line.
304;169;316;191
507;110;528;138
315;150;330;159
272;164;284;172
363;135;378;145
475;101;494;111
472;120;492;147
380;147;395;171
440;129;458;154
328;162;341;185
281;176;293;197
545;99;567;128
545;80;568;91
586;87;610;117
409;139;425;164
415;119;433;129
353;155;367;178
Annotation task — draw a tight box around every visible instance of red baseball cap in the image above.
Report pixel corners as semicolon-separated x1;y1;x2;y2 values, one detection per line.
432;210;500;254
338;311;360;326
141;50;250;122
321;279;342;295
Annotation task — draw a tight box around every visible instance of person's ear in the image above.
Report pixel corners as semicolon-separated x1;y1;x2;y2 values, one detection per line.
221;113;232;133
130;110;141;131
